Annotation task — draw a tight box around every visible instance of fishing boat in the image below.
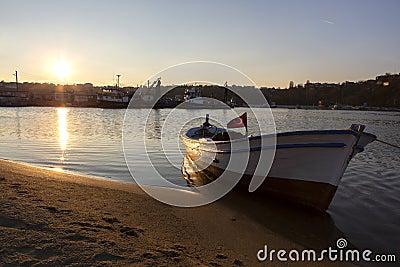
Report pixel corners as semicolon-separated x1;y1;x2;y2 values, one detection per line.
97;87;130;108
97;75;132;109
180;114;376;211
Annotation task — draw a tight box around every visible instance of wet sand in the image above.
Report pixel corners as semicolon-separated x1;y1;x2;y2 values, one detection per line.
0;159;346;266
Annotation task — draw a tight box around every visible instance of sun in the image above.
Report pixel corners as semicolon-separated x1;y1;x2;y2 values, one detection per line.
53;61;71;81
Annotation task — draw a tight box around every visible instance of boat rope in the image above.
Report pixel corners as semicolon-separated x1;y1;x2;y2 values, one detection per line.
376;139;400;149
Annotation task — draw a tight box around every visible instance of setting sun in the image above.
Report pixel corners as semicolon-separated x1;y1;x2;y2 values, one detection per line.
53;61;71;81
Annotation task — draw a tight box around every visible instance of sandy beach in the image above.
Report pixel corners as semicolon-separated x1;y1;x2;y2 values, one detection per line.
0;159;348;266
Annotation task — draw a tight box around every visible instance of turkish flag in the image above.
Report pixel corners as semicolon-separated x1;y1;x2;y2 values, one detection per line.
227;112;247;130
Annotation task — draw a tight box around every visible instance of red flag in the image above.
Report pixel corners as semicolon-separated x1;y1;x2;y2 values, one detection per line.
227;112;247;130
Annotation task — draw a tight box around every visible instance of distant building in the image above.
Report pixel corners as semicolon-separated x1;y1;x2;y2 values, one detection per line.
0;81;28;106
376;73;400;86
304;82;340;90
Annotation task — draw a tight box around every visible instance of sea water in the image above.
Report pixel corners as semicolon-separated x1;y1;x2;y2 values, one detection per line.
1;107;399;259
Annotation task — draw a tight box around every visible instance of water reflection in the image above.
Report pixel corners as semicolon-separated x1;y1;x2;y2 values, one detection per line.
146;109;162;140
57;108;69;161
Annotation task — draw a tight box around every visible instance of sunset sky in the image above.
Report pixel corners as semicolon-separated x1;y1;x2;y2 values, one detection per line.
1;0;399;88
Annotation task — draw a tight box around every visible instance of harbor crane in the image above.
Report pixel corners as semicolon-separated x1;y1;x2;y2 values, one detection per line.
147;77;161;88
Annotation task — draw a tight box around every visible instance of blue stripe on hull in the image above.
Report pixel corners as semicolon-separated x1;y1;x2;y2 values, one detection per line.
246;130;376;140
210;142;347;154
211;129;376;144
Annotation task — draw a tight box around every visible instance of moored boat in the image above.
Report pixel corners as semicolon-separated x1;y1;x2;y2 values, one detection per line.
181;115;376;211
97;87;130;109
177;86;232;109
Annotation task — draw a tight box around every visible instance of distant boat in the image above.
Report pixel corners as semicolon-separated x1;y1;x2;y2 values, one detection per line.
97;87;130;109
181;114;376;211
178;86;231;109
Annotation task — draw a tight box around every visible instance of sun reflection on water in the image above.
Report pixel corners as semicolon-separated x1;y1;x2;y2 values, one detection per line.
57;108;69;161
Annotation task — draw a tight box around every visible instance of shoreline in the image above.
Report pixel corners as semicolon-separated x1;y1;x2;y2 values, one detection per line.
0;159;346;266
1;105;400;113
0;157;131;186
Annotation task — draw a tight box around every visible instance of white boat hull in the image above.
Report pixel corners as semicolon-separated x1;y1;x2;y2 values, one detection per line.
181;125;376;211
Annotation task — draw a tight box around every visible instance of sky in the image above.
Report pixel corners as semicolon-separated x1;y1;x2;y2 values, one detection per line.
1;0;400;88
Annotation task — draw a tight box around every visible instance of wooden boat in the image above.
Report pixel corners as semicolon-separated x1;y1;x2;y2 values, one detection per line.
181;115;376;211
